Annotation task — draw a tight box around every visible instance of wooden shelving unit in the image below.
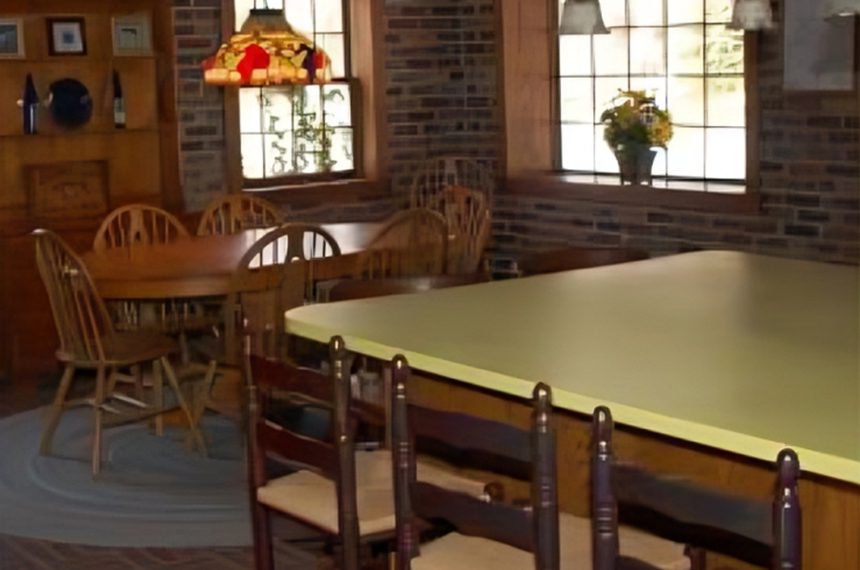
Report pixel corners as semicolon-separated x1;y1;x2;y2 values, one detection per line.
0;0;182;383
0;0;180;223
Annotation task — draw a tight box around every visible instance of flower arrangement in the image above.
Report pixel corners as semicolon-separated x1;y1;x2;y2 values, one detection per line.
599;90;673;152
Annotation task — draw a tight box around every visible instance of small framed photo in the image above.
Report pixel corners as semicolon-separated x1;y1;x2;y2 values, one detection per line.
47;17;86;56
112;13;152;56
0;18;24;58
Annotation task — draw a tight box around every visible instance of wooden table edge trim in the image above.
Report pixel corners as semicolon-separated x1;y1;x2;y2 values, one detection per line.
285;314;860;486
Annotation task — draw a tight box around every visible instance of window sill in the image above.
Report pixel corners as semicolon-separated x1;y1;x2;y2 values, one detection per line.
242;178;389;209
505;173;761;215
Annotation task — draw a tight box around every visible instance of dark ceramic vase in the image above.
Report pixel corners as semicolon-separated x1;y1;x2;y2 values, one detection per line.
615;146;657;186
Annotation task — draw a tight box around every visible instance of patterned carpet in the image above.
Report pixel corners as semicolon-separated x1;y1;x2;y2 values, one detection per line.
0;378;322;570
0;408;250;547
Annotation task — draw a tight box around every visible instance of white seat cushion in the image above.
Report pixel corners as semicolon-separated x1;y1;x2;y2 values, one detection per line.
257;449;487;536
411;513;689;570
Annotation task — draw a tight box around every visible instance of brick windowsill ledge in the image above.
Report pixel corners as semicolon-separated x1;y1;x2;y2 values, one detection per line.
243;179;391;209
505;173;762;214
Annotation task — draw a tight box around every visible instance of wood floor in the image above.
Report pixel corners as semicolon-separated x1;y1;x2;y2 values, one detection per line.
0;534;253;570
0;379;319;570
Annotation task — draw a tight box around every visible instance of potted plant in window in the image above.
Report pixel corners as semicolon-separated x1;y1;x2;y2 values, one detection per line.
600;90;673;186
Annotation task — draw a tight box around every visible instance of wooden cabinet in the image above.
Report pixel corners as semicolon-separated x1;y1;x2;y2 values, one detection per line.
0;0;180;224
0;0;182;383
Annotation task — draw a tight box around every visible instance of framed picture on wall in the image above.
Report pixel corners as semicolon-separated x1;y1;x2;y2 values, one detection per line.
47;17;86;56
112;13;152;56
0;18;24;58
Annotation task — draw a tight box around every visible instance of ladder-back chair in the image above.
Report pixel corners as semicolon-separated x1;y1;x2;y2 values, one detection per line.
196;194;284;236
391;363;687;570
591;406;801;570
427;185;491;274
353;209;448;280
391;356;559;570
409;157;494;211
247;338;487;570
33;229;205;475
248;337;371;570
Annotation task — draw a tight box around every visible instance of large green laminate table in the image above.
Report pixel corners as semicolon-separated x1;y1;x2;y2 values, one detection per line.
286;250;860;485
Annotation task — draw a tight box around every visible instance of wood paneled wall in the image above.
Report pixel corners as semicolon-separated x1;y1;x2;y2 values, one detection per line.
0;0;180;225
0;0;181;383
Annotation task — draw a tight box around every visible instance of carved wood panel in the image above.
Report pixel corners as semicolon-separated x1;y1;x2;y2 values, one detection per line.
27;160;108;219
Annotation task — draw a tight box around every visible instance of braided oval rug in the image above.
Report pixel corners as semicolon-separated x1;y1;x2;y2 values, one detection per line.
0;408;251;547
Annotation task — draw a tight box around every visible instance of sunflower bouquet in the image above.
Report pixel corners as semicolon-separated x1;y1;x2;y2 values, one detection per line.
600;90;673;152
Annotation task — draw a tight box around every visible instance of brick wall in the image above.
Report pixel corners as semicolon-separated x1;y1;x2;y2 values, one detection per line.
492;0;859;265
383;0;502;196
175;0;857;263
173;0;507;213
173;0;228;212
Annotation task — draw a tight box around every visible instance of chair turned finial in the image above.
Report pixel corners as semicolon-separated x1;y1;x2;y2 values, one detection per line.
532;383;553;433
393;354;409;371
776;448;800;486
328;335;351;383
329;334;345;356
532;382;552;402
774;448;801;569
591;405;618;570
391;354;410;395
593;406;614;455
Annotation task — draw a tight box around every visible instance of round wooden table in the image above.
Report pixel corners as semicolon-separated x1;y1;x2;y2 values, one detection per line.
82;222;380;300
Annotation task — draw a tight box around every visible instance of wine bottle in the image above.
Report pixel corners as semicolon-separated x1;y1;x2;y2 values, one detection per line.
21;73;39;135
112;71;126;129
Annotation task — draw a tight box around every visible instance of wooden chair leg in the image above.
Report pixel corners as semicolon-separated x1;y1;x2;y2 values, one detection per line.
196;360;218;422
184;360;218;452
40;364;76;456
252;503;274;570
179;330;191;365
131;364;144;401
161;357;207;455
106;367;119;395
152;358;164;436
685;545;706;570
91;366;107;476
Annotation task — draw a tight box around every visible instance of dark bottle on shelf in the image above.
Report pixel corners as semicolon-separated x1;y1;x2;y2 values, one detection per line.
21;73;39;135
113;71;126;129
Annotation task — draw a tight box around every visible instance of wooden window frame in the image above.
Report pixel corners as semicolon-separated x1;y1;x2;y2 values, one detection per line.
221;0;389;195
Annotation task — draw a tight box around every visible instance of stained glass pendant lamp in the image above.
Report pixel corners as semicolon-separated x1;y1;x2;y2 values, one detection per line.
202;1;331;86
559;0;609;35
728;0;775;30
822;0;860;18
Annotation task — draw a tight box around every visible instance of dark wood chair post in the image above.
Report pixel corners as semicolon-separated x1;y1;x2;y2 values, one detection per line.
330;335;360;570
391;355;418;570
246;382;274;570
773;448;802;570
591;405;619;570
532;382;559;570
391;358;561;570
